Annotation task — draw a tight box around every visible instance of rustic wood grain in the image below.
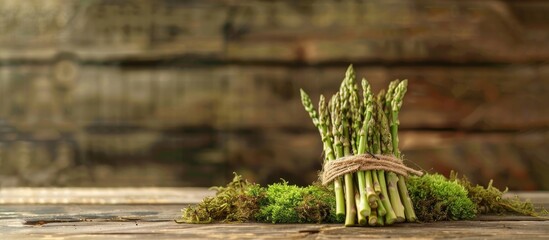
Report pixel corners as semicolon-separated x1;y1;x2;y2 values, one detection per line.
221;130;549;190
0;190;547;239
20;129;541;190
0;188;214;204
400;130;549;191
0;0;548;189
3;64;546;131
1;0;548;63
123;65;549;130
1;117;547;189
2;221;547;239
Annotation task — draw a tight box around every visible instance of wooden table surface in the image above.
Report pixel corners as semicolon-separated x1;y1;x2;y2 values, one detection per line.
1;188;548;239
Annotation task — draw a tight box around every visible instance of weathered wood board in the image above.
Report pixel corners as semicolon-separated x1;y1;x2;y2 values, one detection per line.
1;129;547;189
1;64;547;131
1;0;548;63
0;190;548;239
1;220;548;239
1;62;547;188
0;188;214;204
401;131;549;191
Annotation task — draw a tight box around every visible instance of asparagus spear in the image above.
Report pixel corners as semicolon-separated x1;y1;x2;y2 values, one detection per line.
300;89;320;131
376;197;387;217
355;188;367;225
380;86;407;222
301;90;346;218
372;172;382;194
377;95;399;224
344;71;371;220
389;80;406;159
376;214;385;226
359;81;379;208
365;168;378;208
378;170;397;224
384;80;399;118
369;97;382;195
368;208;378;226
319;95;346;217
390;80;417;222
344;66;361;155
332;93;356;226
387;171;406;222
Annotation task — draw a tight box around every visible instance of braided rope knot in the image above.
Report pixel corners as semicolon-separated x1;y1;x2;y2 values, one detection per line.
321;154;423;185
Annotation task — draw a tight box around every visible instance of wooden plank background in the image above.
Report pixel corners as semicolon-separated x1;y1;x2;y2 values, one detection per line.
0;0;547;189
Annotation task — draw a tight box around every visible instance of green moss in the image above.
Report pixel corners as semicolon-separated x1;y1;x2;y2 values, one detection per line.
177;173;263;223
450;172;543;216
256;181;341;223
256;181;302;223
178;172;543;224
296;184;343;223
407;174;477;222
177;174;341;224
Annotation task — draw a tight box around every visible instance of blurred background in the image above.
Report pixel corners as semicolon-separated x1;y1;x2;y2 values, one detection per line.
0;0;547;190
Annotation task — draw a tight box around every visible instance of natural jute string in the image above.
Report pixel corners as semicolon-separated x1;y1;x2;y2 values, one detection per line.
321;153;423;185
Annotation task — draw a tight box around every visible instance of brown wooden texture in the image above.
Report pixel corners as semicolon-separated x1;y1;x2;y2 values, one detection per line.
401;130;549;190
0;64;547;188
1;0;548;63
1;64;546;131
1;220;548;239
0;0;548;189
0;191;548;239
0;188;214;204
222;129;549;190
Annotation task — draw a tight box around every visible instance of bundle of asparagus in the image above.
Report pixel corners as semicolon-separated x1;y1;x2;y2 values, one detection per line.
177;64;541;224
300;65;419;226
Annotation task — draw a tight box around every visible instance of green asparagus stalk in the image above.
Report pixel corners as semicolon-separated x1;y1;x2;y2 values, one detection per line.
346;183;357;226
377;214;385;226
319;95;346;217
332;93;356;226
360;81;379;208
376;197;387;217
355;189;367;225
377;170;397;224
372;171;382;194
364;170;378;208
382;85;406;222
389;80;406;159
364;117;380;208
345;66;361;155
341;86;357;226
353;79;374;218
318;95;333;160
368;209;378;226
387;171;405;222
300;89;320;131
384;80;399;118
377;95;398;224
343;70;371;220
301;90;345;218
368;97;382;204
390;80;417;222
369;102;382;196
360;79;373;151
355;175;370;218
